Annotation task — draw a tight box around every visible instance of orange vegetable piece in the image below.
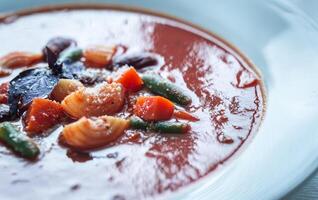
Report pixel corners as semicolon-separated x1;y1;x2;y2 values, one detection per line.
25;98;64;134
174;110;199;122
116;67;143;92
134;96;174;121
0;82;9;104
83;45;115;68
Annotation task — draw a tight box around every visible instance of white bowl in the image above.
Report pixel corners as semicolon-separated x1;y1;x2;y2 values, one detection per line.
1;1;318;199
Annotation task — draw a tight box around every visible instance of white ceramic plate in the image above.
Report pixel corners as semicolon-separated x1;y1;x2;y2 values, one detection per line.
1;1;318;199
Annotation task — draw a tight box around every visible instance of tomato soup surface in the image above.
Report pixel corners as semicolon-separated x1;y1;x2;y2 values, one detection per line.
0;6;265;200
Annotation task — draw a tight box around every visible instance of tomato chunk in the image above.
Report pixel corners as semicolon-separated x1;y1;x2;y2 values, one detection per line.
116;67;143;92
134;96;174;121
25;98;64;134
0;82;9;104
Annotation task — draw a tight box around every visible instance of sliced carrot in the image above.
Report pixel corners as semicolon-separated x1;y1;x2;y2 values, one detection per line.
174;110;199;122
134;96;174;121
116;67;143;92
0;82;9;104
25;98;64;134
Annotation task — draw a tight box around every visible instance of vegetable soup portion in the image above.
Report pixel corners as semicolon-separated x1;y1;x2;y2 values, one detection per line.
0;8;264;200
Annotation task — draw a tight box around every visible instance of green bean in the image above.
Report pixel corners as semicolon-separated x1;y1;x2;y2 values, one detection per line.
130;117;190;134
142;74;191;106
0;122;39;159
57;47;82;64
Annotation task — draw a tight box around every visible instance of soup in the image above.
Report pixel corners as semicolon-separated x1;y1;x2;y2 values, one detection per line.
0;5;265;200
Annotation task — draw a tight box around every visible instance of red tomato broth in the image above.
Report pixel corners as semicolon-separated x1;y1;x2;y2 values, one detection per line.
0;6;265;200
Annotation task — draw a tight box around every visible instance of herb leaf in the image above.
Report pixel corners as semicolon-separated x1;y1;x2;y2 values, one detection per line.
46;46;62;74
8;68;59;118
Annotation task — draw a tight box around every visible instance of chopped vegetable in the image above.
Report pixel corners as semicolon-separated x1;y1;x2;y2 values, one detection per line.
8;48;91;119
134;96;174;121
129;117;148;130
25;98;64;134
57;47;83;64
83;45;115;68
142;74;191;106
153;121;190;133
8;68;59;118
0;122;40;159
113;52;158;69
62;115;129;150
43;37;77;61
51;79;84;102
62;82;125;119
0;82;9;104
130;117;190;134
174;110;199;122
0;52;43;68
45;47;87;80
116;67;143;92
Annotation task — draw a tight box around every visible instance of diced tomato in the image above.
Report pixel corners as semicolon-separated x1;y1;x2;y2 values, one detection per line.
134;96;174;121
116;67;143;92
0;82;9;104
174;110;199;122
25;98;64;134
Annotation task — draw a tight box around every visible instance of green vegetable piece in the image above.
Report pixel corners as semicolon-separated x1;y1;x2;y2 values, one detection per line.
142;74;191;106
57;47;83;64
152;121;189;133
130;117;148;130
129;117;189;134
0;122;40;159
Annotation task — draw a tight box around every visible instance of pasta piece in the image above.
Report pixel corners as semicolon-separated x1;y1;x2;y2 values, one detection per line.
62;115;129;150
62;82;125;118
51;79;84;102
0;67;12;77
0;51;43;68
